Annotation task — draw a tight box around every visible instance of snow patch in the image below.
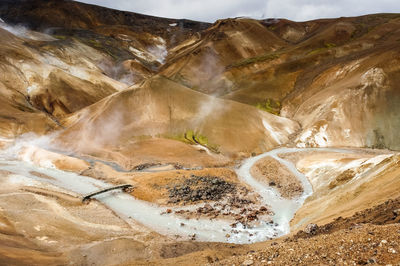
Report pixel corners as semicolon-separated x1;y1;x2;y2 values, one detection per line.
169;23;178;27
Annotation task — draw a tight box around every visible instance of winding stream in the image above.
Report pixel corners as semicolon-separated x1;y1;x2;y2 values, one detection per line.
0;147;361;244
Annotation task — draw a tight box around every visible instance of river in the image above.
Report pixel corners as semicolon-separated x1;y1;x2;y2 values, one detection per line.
0;147;363;244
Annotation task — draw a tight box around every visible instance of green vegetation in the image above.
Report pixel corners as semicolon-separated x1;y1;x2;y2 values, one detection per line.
307;43;336;56
53;35;67;40
168;130;219;153
88;39;103;48
324;43;336;49
255;98;281;115
229;52;279;68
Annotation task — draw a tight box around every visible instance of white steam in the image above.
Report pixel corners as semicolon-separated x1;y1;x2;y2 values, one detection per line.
67;105;126;154
147;37;168;64
0;20;55;41
98;60;137;86
193;50;233;95
189;52;231;130
1;132;60;161
193;96;223;128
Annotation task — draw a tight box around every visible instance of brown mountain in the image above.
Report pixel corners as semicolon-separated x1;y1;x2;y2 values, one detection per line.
0;1;399;265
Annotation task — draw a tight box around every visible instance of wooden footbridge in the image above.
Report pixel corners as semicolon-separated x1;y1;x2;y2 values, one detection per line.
82;184;134;203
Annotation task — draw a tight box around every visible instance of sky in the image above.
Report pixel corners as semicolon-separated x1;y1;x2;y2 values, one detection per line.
77;0;400;22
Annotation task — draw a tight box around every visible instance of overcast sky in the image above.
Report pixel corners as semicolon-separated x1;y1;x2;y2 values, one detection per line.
77;0;400;22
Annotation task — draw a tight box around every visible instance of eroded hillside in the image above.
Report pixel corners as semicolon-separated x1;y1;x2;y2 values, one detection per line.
0;0;399;265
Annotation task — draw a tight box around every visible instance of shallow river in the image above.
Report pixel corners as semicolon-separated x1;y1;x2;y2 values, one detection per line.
0;147;359;244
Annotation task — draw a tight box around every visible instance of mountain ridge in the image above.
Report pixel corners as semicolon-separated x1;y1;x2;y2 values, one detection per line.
0;1;399;265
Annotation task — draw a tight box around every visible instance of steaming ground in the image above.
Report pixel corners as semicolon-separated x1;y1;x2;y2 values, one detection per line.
1;135;398;264
0;1;399;264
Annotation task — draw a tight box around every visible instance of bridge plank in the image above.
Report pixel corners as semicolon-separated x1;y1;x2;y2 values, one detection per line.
82;184;133;203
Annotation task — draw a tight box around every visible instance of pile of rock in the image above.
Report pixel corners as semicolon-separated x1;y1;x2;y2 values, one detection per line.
168;175;236;203
173;201;274;227
166;174;275;227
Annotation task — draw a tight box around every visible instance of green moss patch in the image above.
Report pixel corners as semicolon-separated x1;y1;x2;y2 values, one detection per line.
167;130;219;153
53;35;67;40
307;43;336;56
255;98;281;115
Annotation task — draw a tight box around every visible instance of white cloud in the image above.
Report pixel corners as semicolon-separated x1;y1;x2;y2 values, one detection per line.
264;0;400;21
77;0;400;22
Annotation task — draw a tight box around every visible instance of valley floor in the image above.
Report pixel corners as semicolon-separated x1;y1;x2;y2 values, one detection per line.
0;3;399;264
0;143;399;265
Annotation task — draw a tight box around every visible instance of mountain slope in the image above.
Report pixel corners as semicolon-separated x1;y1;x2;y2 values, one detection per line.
0;2;399;265
0;23;128;136
57;75;299;168
160;14;400;150
0;0;210;139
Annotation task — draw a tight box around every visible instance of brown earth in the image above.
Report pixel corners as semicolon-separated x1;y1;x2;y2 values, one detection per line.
0;1;399;265
213;197;400;266
213;223;400;266
130;168;243;205
291;152;400;230
250;156;303;199
161;14;400;150
56;75;299;162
